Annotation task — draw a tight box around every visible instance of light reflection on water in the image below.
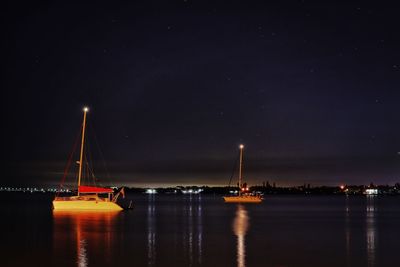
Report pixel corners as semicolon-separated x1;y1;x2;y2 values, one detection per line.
345;195;377;267
181;194;203;266
233;205;249;267
144;194;203;266
345;195;378;266
366;196;377;267
23;195;399;267
345;195;351;265
197;195;203;265
77;238;87;267
53;211;120;267
188;195;193;265
147;194;156;266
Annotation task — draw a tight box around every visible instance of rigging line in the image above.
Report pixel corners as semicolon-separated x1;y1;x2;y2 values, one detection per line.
56;126;82;197
227;155;239;188
85;137;97;186
85;161;89;186
84;143;104;188
82;145;88;186
84;153;90;186
82;152;85;186
89;121;112;184
86;135;106;188
85;132;98;186
85;152;97;187
83;149;96;187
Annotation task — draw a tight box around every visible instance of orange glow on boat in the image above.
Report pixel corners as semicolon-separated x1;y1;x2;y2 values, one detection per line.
53;107;124;211
224;145;263;203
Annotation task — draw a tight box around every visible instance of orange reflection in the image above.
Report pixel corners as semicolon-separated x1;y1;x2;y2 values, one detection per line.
53;211;120;267
233;205;249;267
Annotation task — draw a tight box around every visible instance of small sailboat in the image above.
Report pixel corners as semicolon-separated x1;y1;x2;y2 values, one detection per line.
223;144;262;203
53;107;124;211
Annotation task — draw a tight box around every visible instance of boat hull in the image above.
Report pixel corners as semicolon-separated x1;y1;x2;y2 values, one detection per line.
223;196;262;203
53;199;123;211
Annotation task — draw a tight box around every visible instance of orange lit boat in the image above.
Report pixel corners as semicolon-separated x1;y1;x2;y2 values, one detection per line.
53;107;123;211
223;144;262;203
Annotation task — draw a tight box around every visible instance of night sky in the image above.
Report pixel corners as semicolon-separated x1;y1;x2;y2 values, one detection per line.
3;1;400;187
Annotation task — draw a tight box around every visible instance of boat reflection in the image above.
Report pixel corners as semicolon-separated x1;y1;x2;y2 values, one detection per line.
233;205;249;267
53;211;120;267
366;195;377;267
77;234;87;267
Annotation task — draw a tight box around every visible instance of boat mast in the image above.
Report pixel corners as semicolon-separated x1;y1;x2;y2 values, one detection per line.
238;144;244;196
77;107;89;196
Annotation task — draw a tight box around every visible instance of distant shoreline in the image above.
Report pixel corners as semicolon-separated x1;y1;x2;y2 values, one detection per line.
1;184;400;196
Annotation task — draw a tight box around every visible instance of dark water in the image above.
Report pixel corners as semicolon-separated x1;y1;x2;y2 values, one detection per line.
1;193;400;267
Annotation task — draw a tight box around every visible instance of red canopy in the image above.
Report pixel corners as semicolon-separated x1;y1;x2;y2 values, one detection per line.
79;185;114;193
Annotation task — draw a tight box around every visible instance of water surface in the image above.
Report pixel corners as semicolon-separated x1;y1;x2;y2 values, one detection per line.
1;193;400;267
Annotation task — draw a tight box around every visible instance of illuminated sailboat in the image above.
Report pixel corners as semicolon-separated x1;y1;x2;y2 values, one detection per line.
53;107;123;211
223;144;262;203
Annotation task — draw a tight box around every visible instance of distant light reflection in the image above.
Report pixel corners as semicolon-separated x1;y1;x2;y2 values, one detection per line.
345;195;350;265
233;205;249;267
197;194;202;265
189;196;193;265
147;194;156;266
366;195;377;267
181;194;203;265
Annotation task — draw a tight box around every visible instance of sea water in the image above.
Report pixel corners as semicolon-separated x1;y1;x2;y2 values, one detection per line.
1;193;400;267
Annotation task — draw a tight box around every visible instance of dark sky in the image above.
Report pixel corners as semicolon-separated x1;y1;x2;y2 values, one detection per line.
3;1;400;187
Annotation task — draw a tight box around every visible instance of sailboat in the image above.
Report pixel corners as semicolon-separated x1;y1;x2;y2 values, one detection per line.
53;107;124;211
223;144;262;203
